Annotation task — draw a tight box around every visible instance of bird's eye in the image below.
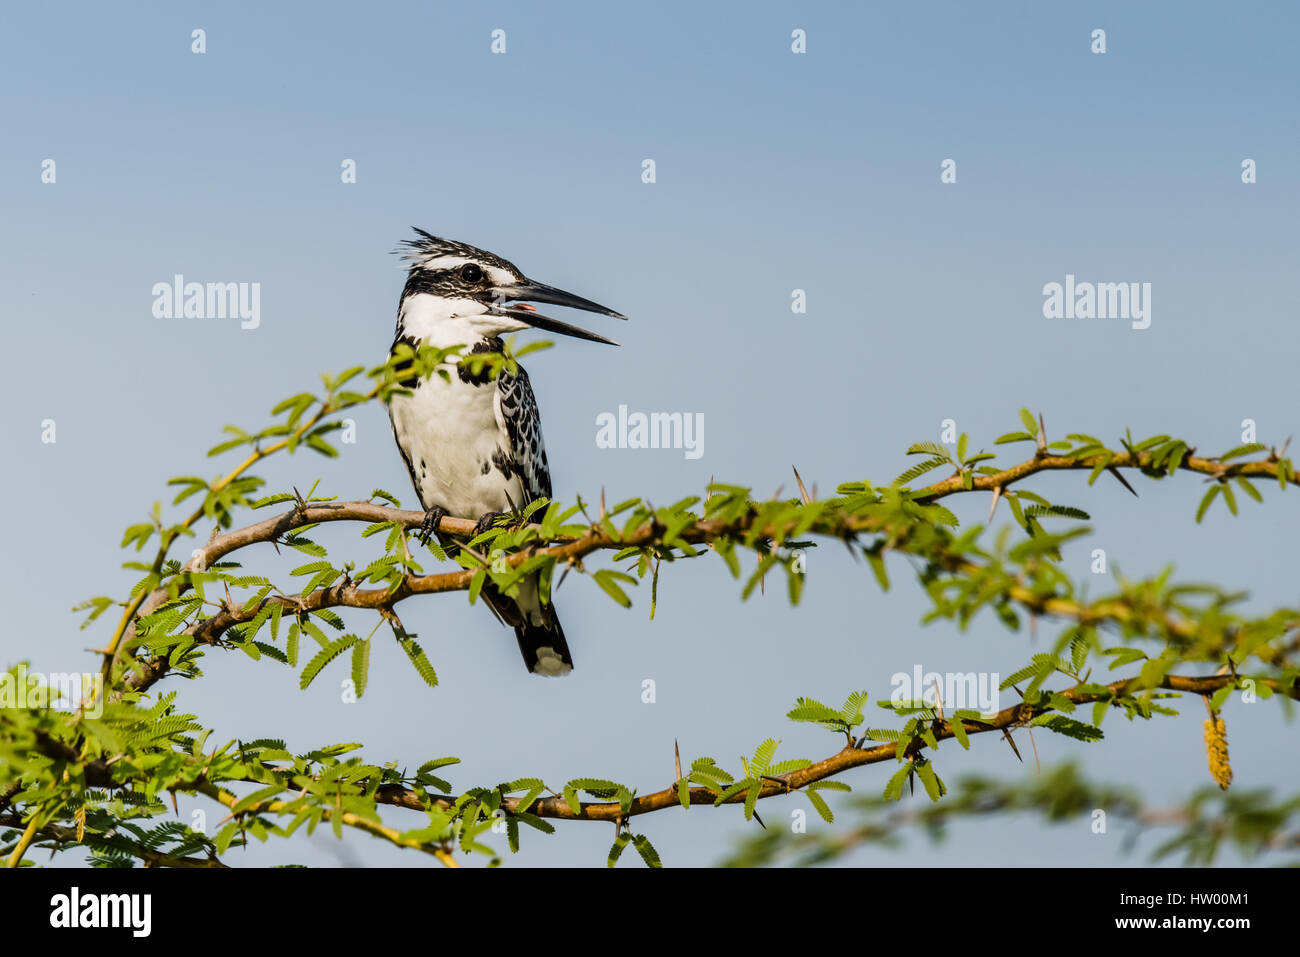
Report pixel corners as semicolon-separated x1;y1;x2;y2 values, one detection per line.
460;264;483;283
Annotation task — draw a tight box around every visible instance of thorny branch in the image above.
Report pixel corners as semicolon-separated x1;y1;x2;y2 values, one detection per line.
361;671;1298;823
115;445;1300;695
10;383;1295;866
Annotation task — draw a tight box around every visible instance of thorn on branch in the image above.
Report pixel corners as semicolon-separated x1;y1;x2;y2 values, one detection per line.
1001;728;1024;762
1107;466;1139;497
793;466;813;505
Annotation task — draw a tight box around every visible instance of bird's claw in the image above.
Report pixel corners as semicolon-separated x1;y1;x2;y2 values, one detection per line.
473;510;510;539
417;505;448;547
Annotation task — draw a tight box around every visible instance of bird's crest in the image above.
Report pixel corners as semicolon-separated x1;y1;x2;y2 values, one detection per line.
397;228;518;274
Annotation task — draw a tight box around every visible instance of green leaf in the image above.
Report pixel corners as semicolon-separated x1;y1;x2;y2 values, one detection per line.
866;549;889;591
949;716;970;749
1196;485;1221;523
1031;715;1104;742
607;833;631;868
632;834;662;868
306;433;338;458
563;787;582;815
231;784;283;816
120;523;154;551
748;738;779;772
1024;504;1090;521
805;788;834;823
207;426;253;457
286;622;300;667
592;569;635;608
299;634;359;690
73;596;114;631
1018;408;1039;436
688;757;733;789
906;441;951;458
566;778;624;800
1103;647;1147;669
370;488;402;507
252;642;288;663
467;568;486;605
743;779;761;821
995;431;1034;445
916;760;944;802
839;690;869;727
883;763;912;802
1219;443;1266;461
351;638;370;698
251;493;296;510
713;780;750;807
892;457;948;487
214;820;241;855
787;697;843;728
396;634;438;688
1139;656;1172;687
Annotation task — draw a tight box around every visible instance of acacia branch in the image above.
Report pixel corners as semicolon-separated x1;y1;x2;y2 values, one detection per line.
139;441;1300;592
368;671;1298;823
916;448;1298;501
22;669;1297;853
102;388;382;684
121;481;1298;694
196;783;458;868
0;813;228;868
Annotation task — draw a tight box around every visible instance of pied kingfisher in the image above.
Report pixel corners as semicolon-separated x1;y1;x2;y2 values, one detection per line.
387;229;625;675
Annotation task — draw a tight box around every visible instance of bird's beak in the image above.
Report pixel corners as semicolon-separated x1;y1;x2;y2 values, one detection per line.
489;279;627;346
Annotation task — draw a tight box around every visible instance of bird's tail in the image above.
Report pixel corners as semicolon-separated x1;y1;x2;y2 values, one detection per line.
513;615;574;677
478;578;574;676
432;531;574;676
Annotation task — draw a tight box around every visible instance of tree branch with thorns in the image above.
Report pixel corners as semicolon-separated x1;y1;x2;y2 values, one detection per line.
3;347;1297;868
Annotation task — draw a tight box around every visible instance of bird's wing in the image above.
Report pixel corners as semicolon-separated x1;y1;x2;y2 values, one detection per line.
494;365;553;505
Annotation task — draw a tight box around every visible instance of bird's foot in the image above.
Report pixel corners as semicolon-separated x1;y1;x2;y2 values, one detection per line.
416;505;448;547
472;510;511;540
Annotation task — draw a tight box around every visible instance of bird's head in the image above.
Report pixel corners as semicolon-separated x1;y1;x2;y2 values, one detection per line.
396;228;626;346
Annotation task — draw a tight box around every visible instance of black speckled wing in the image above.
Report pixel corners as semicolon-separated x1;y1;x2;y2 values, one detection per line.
495;365;552;505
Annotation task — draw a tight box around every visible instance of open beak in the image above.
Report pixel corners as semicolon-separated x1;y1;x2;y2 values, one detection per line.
489;279;627;346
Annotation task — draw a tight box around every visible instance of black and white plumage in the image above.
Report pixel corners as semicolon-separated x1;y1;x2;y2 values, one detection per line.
387;229;625;675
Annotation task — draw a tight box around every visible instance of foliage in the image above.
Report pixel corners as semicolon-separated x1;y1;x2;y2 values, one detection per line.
720;762;1300;868
2;345;1297;867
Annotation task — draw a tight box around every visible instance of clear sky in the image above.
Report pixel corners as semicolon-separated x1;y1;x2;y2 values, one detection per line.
2;1;1297;867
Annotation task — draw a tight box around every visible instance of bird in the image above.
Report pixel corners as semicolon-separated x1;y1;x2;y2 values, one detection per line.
386;229;626;676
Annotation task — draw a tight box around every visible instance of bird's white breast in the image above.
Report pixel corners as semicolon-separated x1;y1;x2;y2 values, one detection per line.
389;371;524;519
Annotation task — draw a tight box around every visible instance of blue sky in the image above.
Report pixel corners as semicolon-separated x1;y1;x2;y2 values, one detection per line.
2;1;1298;867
